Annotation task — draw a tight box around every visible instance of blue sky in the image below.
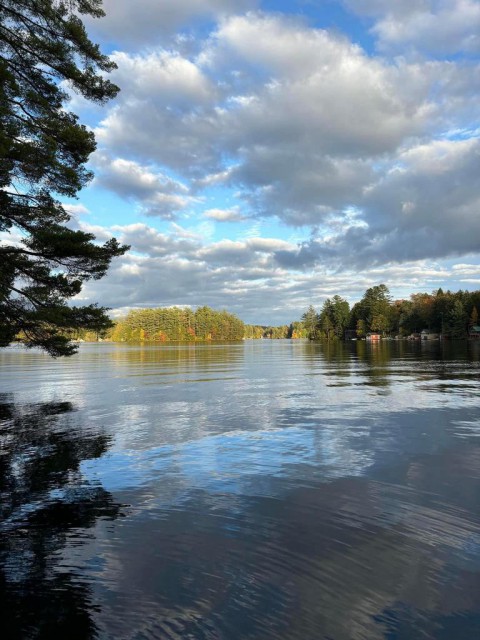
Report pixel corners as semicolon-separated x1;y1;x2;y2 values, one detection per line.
63;0;480;324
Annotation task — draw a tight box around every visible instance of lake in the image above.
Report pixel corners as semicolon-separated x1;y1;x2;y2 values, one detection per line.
1;340;479;639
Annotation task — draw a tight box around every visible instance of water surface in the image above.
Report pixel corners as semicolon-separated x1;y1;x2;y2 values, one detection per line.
1;340;479;639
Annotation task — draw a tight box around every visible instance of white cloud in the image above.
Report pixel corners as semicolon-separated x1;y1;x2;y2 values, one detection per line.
85;0;257;47
0;228;25;248
452;263;480;275
74;221;115;243
204;206;246;221
361;138;480;260
170;220;216;241
112;223;199;257
62;203;90;217
93;155;193;218
211;13;433;154
95;12;441;226
344;0;480;54
110;51;214;106
247;237;295;252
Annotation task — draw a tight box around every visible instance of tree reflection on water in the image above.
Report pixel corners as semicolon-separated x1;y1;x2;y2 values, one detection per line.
0;396;122;639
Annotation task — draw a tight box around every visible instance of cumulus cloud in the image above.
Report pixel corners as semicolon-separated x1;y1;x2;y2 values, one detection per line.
93;155;194;218
274;137;480;269
344;0;480;54
85;0;256;47
112;223;199;257
95;13;440;222
203;206;246;221
359;137;480;261
113;224;295;267
210;13;433;153
101;12;434;161
110;51;214;107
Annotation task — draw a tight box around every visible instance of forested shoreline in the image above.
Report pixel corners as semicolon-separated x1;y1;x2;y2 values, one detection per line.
300;285;480;341
248;285;480;341
70;285;480;344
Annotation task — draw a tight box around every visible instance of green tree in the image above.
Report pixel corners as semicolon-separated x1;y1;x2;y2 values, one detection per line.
195;306;213;340
320;312;334;341
271;325;289;339
356;318;366;338
444;299;467;339
326;295;350;339
0;1;128;356
390;299;406;335
288;321;307;339
469;305;478;327
244;325;265;339
302;305;319;340
370;314;388;334
355;284;392;334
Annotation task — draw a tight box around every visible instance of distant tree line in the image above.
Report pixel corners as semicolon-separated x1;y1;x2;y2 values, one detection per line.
300;285;480;340
61;286;480;346
244;322;308;340
108;306;245;342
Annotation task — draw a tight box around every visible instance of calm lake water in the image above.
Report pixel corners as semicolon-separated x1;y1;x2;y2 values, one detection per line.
1;340;480;639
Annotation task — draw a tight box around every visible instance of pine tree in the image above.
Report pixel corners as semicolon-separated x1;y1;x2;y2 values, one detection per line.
302;305;319;340
469;306;478;327
445;300;467;339
0;1;128;355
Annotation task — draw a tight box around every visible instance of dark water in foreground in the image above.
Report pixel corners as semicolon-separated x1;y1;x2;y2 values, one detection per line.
1;340;479;639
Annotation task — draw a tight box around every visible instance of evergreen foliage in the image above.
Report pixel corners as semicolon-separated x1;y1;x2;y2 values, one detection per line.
301;285;480;340
444;299;467;339
0;1;128;356
351;285;392;336
320;295;350;340
301;305;320;340
469;306;478;327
